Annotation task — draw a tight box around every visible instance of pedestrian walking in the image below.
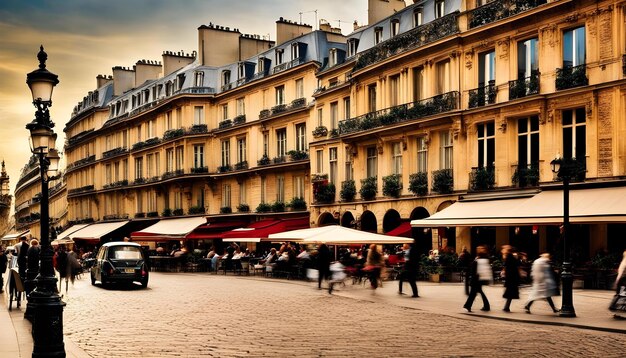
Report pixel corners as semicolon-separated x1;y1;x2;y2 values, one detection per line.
609;249;626;319
463;246;492;312
317;243;331;289
55;245;69;293
365;244;384;290
458;246;472;295
524;253;559;314
501;245;520;312
328;260;346;294
0;246;7;293
25;239;40;295
16;236;29;282
398;242;419;297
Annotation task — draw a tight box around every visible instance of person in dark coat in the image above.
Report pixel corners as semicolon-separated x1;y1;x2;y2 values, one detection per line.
317;243;331;289
501;245;520;312
463;246;491;312
398;242;420;297
55;245;68;293
25;239;41;295
16;236;29;282
0;247;7;293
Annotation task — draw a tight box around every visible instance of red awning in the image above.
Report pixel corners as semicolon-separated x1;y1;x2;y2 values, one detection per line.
221;217;310;241
185;221;248;240
385;222;413;238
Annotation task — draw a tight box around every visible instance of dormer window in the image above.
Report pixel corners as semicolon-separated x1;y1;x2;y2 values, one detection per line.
413;8;423;27
291;43;299;60
176;73;185;91
435;0;445;19
348;39;359;57
391;19;400;37
258;57;265;73
194;71;204;87
238;63;245;79
374;27;383;45
222;70;231;86
276;49;284;65
329;48;338;67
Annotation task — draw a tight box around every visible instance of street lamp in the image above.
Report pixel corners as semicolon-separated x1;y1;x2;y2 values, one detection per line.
25;45;66;357
550;154;576;317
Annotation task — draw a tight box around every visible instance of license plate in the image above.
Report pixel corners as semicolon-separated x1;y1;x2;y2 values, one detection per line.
124;268;135;273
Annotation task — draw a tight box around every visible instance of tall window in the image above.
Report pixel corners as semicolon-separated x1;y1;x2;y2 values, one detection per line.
136;190;144;214
222;70;231;86
293;176;305;199
176;107;182;128
345;149;354;181
222;104;229;120
317;108;323;127
276;129;287;157
366;147;378;178
197;188;205;208
221;140;230;167
291;43;299;60
258;57;265;73
122;159;128;180
316;150;323;173
174;191;183;210
237;138;246;163
194;71;204;87
413;8;423;27
329;148;338;184
374;27;383;44
392;142;402;174
563;26;586;67
194;145;204;168
239;181;247;206
148;190;156;213
134;158;143;179
479;51;496;86
194;106;204;125
477;122;495;168
263;132;269;156
236;98;245;116
517;116;539;167
343;97;351;119
276;49;284;64
436;60;450;94
105;164;112;185
330;102;338;129
175;147;184;170
260;177;267;203
562;108;586;161
154;152;160;176
389;75;400;106
276;175;285;203
295;78;304;99
517;38;538;79
440;132;453;169
368;84;377;112
147;120;155;139
348;39;359;57
435;0;445;18
165;111;173;130
391;19;400;37
275;85;285;105
417;137;428;173
146;154;153;178
222;184;231;208
238;63;245;79
412;66;424;101
295;123;306;152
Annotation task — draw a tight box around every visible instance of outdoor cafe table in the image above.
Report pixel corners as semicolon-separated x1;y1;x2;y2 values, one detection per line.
149;256;179;272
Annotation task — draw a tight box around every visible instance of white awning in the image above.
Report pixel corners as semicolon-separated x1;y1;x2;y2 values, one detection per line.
131;217;206;240
69;221;129;240
269;225;413;244
56;224;90;240
411;186;626;227
1;230;30;241
223;238;261;243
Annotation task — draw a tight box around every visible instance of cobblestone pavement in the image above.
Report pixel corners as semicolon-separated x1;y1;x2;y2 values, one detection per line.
62;273;626;357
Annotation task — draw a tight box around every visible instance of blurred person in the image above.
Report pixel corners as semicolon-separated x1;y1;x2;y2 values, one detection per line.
55;245;69;293
458;246;472;295
317;243;331;289
609;250;626;319
524;253;559;314
365;244;384;290
16;236;29;282
398;242;420;297
0;246;7;293
328;260;346;294
25;239;40;295
501;245;521;312
464;246;492;312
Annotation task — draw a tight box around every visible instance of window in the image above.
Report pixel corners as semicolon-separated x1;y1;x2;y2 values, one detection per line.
222;104;229;120
222;70;231;87
294;176;305;199
196;188;205;208
174;191;183;210
166;149;174;172
329;148;338;184
275;85;285;105
263;132;269;156
165;111;173;130
148;190;157;213
440;132;453;169
435;0;445;18
239;181;247;206
114;161;119;182
436;60;450;94
194;145;205;168
330;102;338;129
295;123;306;151
517;116;539;168
348;39;359;57
412;66;424;101
276;129;287;157
147;119;155;139
366;147;378;178
374;27;383;44
194;106;204;125
122;159;128;180
316;150;323;173
413;8;423;27
368;84;377;112
295;78;304;99
562;108;586;161
276;175;285;203
389;75;400;106
134;158;143;179
517;38;538;79
236;98;245;116
417;137;428;173
258;57;265;74
392;142;402;175
154;152;160;176
222;184;231;209
477;122;495;168
146;154;153;177
260;177;267;203
194;71;204;87
237;138;246;163
176;107;182;128
391;19;400;37
563;26;585;68
105;164;112;185
329;48;338;67
317;108;323;127
343;97;351;120
345;148;354;181
276;48;284;64
238;63;245;79
136;190;143;214
221;140;230;166
479;51;496;86
291;43;299;60
175;147;184;170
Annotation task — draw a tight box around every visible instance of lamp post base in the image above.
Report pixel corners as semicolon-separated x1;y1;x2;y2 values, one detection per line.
29;283;66;357
559;262;576;318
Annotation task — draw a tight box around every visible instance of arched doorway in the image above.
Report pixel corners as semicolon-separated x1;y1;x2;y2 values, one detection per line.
360;210;377;233
317;212;337;226
340;211;355;228
410;207;431;256
382;209;401;233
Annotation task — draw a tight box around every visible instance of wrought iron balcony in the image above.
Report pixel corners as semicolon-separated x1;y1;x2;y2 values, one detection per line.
234;161;249;170
190;166;209;174
468;80;497;108
66;155;96;170
555;64;588;90
162;169;184;180
218;119;233;129
68;185;94;195
233;115;246;125
102;147;128;159
469;0;547;29
186;124;208;135
509;71;540;100
338;91;459;136
163;128;184;141
469;166;495;192
217;165;232;173
512;163;539;188
272;57;304;74
180;87;215;94
132;137;161;151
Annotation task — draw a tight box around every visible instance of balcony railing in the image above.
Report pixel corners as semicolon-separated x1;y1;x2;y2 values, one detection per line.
217;165;232;173
103;213;129;221
354;12;459;71
67;128;95;146
102;147;128;159
512;163;539;188
262;98;307;119
132;137;161;151
469;167;495;191
218;119;233;129
190;166;209;174
66;155;96;170
162;169;184;180
468;80;497;108
508;71;540;100
234;161;249;170
187;124;208;135
102;180;129;189
555;64;588;90
338;91;459;136
163;128;184;141
468;0;547;29
272;57;304;74
233;115;246;125
180;87;215;95
68;185;95;195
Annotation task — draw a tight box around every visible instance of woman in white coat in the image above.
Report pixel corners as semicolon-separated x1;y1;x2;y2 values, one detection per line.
524;253;559;314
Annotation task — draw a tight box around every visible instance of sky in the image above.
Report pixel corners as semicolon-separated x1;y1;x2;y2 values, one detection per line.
0;0;400;204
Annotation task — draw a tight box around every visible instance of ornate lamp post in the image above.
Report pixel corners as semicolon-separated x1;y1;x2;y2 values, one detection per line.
25;45;66;357
550;154;576;318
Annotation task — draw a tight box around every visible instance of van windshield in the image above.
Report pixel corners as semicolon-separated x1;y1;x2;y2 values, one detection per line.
108;246;143;260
